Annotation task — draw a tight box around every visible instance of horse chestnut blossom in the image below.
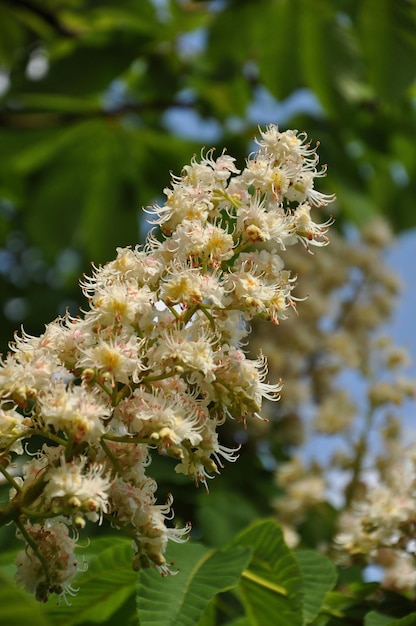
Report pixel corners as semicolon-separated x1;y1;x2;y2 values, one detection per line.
0;125;334;601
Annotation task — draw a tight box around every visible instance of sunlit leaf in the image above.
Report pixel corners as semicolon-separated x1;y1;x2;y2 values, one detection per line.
298;0;360;115
232;520;303;626
136;540;251;626
294;550;337;624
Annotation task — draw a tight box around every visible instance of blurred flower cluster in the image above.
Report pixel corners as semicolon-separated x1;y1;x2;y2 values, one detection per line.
258;216;416;592
0;125;334;601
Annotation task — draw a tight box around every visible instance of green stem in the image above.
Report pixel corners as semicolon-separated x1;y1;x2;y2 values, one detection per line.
29;428;68;447
102;433;155;446
198;304;217;334
0;463;21;492
114;384;133;406
345;405;375;506
100;438;123;475
142;371;178;383
0;474;47;527
182;305;198;326
20;507;65;520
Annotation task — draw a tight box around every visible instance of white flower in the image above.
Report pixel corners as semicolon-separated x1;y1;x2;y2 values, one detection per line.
116;386;204;447
255;126;318;163
39;382;111;443
0;124;335;597
148;326;217;381
15;520;80;600
44;456;110;523
76;331;146;385
0;406;27;454
109;478;190;570
87;279;156;327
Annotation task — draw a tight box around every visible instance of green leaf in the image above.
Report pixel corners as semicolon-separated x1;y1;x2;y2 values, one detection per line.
207;1;264;71
15;120;138;262
0;5;24;67
223;619;251;626
365;612;396;626
19;34;153;97
335;182;379;227
0;547;20;584
196;489;260;547
196;598;216;626
365;611;416;626
0;575;52;626
43;537;137;625
298;0;360;115
136;540;251;626
14;93;101;114
294;550;337;624
257;0;303;99
2;120;195;263
358;0;416;101
232;520;303;626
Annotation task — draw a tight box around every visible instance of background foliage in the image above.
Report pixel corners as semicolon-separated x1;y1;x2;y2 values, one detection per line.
1;0;416;347
1;0;416;624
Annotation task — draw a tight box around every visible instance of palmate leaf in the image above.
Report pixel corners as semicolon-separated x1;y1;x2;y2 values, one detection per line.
294;550;337;624
136;540;251;626
231;520;303;626
3;119;195;263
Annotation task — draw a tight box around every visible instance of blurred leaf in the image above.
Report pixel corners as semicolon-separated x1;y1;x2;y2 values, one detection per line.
358;0;416;102
298;0;360;115
14;93;100;113
0;119;196;262
206;1;263;71
365;612;416;626
137;540;251;626
348;581;381;600
297;502;339;549
365;613;398;626
0;547;19;582
333;183;379;227
196;489;260;547
0;4;25;66
0;574;51;626
258;0;303;99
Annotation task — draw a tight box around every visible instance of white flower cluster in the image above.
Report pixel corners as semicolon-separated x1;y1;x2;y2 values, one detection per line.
0;124;334;600
335;447;416;590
